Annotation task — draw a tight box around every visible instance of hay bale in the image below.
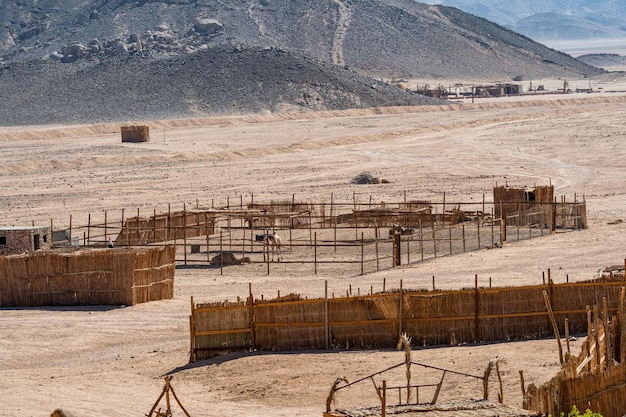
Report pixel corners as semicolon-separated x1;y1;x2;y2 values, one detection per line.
121;125;149;143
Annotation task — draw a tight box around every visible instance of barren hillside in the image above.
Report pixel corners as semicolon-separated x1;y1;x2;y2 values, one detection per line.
0;0;603;125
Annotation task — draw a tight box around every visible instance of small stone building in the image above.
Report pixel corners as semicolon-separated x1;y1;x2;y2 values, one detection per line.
0;226;51;255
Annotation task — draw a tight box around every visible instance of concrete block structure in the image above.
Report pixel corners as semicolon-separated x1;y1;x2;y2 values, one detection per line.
0;226;51;255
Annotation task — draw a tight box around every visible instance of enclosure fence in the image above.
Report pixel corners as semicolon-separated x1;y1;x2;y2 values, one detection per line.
48;193;586;275
189;275;624;361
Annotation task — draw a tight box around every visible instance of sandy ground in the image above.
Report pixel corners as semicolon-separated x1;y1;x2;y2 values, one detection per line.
1;79;626;417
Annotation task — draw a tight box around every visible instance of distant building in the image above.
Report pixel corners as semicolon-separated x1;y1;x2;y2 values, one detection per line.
0;226;51;255
475;83;522;97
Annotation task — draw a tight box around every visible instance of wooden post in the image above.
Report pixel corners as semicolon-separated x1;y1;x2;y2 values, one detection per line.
189;296;195;362
448;224;452;255
603;296;610;369
333;215;337;252
519;370;525;395
398;279;403;336
543;290;564;365
120;208;125;244
219;229;223;275
249;283;255;351
474;274;480;342
325;281;329;350
153;208;157;243
431;215;437;258
496;361;503;403
620;287;626;362
360;232;364;275
550;202;556;234
127;215;131;248
206;213;211;265
136;208;141;245
393;232;401;267
183;204;187;266
375;228;380;271
419;220;424;262
104;210;108;247
69;214;72;247
500;200;507;244
381;380;387;417
167;203;171;242
314;232;318;275
87;213;91;245
564;318;571;357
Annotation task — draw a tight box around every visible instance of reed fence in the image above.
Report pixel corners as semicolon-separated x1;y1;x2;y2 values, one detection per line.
189;275;625;361
523;276;626;417
0;245;175;307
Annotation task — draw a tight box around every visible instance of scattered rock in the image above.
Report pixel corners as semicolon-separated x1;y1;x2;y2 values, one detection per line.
350;171;380;184
194;18;224;35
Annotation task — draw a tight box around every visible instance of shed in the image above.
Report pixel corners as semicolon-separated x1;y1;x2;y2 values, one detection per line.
0;226;51;255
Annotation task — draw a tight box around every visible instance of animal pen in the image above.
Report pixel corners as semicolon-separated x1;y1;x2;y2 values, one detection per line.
52;186;587;276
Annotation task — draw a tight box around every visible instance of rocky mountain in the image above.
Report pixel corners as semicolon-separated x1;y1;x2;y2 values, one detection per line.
419;0;626;42
0;0;604;125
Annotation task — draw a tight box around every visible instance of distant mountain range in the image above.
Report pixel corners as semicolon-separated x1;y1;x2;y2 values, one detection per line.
419;0;626;45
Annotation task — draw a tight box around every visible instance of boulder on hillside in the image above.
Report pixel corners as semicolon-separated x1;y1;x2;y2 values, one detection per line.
194;18;224;35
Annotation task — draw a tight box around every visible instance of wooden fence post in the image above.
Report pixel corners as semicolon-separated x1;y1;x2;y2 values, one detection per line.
314;232;318;275
474;274;480;342
361;232;364;276
375;228;380;271
398;279;404;336
183;205;189;265
325;280;329;350
189;296;195;362
104;210;108;247
219;229;223;276
543;289;564;365
87;213;91;245
249;283;255;351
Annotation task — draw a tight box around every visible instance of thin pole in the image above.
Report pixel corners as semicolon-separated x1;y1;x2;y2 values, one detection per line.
324;281;329;350
104;210;108;247
183;204;188;266
398;279;403;336
360;232;364;275
314;232;318;275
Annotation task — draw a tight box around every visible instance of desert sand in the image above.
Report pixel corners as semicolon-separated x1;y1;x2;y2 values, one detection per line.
1;81;626;417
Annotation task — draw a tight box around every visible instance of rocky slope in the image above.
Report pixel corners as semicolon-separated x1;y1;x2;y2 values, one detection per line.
0;0;604;125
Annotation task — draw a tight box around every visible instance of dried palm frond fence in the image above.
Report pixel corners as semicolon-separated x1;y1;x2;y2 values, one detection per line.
0;245;175;307
49;191;586;275
523;271;626;417
189;274;624;361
